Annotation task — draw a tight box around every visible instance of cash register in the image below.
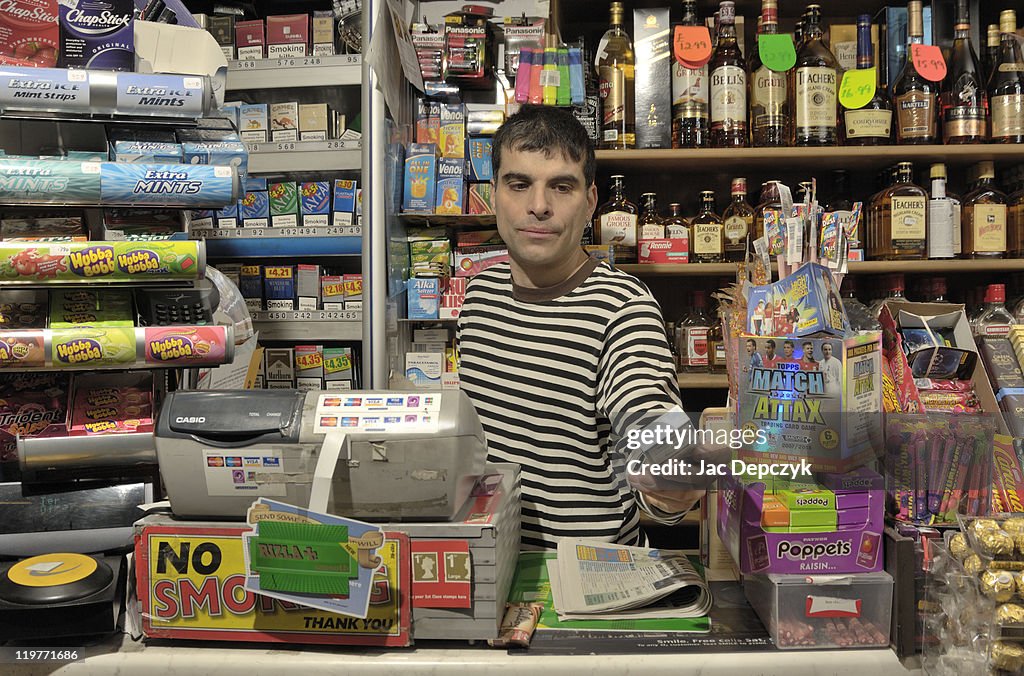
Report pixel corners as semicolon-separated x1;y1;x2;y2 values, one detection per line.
143;389;521;642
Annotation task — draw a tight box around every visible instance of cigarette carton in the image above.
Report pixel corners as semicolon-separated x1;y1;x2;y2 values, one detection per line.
264;348;294;382
235;20;265;60
270;102;299;142
239;104;269;143
300;182;331;227
312;11;335;56
299;104;329;141
239;190;269;228
296;264;320;311
239;265;262;312
266;14;308;59
269;182;299;228
263;265;295;311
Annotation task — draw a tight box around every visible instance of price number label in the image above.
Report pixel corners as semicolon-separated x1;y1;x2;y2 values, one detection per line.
839;68;877;109
673;26;713;67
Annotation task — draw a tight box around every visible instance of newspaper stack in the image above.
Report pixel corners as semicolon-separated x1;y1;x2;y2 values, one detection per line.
549;538;713;620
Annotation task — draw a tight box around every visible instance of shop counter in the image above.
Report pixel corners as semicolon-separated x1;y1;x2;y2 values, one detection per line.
23;635;918;676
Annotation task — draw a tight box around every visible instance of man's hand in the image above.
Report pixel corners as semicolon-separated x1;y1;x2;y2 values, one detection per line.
640;488;703;515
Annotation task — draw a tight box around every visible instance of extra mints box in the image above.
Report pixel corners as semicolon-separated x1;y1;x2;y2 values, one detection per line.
269;182;299;227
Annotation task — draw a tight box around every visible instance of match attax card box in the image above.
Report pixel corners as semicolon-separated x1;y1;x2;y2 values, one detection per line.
736;332;882;474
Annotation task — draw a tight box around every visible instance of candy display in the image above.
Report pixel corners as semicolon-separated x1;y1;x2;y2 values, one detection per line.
0;241;204;283
68;372;153;436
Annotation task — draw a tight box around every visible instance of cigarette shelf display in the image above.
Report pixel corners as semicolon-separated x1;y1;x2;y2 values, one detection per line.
0;324;234;372
225;54;362;90
0;241;205;285
190;227;361;258
243;139;362;173
250;311;362;341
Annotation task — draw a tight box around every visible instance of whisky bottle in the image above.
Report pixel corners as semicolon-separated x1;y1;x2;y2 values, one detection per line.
986;23;1001;84
893;1;938;144
678;289;712;372
1009;184;1024;258
791;4;839;146
664;202;691;262
638;192;665;240
672;0;710;148
722;177;754;261
866;167;896;259
691;191;725;263
989;10;1024;144
976;284;1015;337
843;14;892;146
876;161;927;260
709;1;748;148
750;0;790;147
596;2;636;149
596;174;639;262
962;161;1007;259
709;300;727;372
942;0;988;144
754;180;783;242
928;163;955;259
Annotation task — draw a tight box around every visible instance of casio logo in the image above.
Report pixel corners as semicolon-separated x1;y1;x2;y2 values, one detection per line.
176;416;206;424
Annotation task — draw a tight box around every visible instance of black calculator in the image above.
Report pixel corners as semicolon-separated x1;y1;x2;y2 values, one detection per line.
135;282;220;327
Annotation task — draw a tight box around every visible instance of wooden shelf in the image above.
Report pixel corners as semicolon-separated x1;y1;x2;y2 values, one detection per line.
677;373;729;389
620;259;1024;277
595;145;1024;174
399;214;496;227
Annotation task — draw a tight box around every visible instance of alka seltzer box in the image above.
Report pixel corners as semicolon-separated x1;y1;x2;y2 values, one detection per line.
434;158;465;215
407;277;440;320
402;144;438;214
266;14;309;59
239;104;269;143
312;11;335;56
439;104;465;158
269;182;299;228
299;182;330;227
736;332;883;475
239;189;269;228
262;266;295;311
324;347;354;389
0;0;59;68
321;275;345;310
717;467;885;575
235;20;265;60
332;179;358;225
270;102;299;142
296;264;320;311
58;0;133;71
239;265;262;312
294;345;324;391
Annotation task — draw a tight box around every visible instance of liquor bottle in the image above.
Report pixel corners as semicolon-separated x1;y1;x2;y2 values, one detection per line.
791;4;839;146
754;180;783;241
596;1;636;149
691;191;725;263
672;0;710;148
867;273;907;319
893;1;938;145
709;301;727;372
595;174;639;262
664;203;691;263
843;14;892;146
722;177;754;261
961;161;1007;259
826;170;852;212
986;24;1001;84
840;277;880;331
930;277;951;303
875;161;927;260
928;163;955;259
750;0;790;147
1009;183;1024;258
989;10;1024;144
709;1;748;148
976;284;1014;337
572;39;602;145
942;0;988;144
866;167;898;259
678;290;711;372
638;192;665;240
946;169;963;257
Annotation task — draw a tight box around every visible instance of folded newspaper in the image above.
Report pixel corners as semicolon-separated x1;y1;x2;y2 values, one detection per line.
549;538;713;620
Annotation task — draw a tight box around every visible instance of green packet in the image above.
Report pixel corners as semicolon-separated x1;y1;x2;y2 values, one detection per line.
49;289;134;328
51;327;137;368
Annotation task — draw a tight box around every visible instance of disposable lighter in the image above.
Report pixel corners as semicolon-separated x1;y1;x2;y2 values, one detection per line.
568;47;584;105
556;48;570;106
515;48;533;103
542;47;557;105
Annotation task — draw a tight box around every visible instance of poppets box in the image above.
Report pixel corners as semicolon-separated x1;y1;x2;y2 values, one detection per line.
717;467;885;575
736;332;883;475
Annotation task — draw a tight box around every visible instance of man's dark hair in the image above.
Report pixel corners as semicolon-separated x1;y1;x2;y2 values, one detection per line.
784;340;794;349
766;339;776;349
746;338;756;347
492;104;596;187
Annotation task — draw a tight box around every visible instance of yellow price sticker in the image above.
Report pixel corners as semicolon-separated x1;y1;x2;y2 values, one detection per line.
839;68;877;110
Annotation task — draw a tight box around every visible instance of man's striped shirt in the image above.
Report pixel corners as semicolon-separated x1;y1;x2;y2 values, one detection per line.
457;258;683;550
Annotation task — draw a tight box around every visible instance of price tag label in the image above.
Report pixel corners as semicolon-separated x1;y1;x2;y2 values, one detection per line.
673;26;713;67
759;34;797;72
911;44;947;82
839;68;877;110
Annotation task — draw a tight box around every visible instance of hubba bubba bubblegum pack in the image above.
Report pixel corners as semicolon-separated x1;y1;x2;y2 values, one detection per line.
731;179;881;476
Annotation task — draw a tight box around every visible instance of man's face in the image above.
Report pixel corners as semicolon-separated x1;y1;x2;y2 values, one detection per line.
784;343;794;357
803;344;813;357
746;341;755;355
823;344;833;358
766;344;775;356
493;148;597;271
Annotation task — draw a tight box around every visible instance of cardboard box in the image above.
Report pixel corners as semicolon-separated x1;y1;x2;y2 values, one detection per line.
639;238;689;264
239;265;262;312
263;266;295;311
736;332;882;474
633;8;672;149
455;246;508;277
266;14;308;58
264;348;294;382
59;0;133;70
321;275;345;306
181;141;248;183
208;14;235;60
312;11;334;56
300;182;331;227
435;158;465;215
746;263;848;338
271;102;299;142
299;104;329;141
406;352;444;387
467;138;492;181
269;182;299;228
718;467;886;575
235;20;265;60
829;22;880;73
403;144;438;213
467;183;494;215
294;264;320;311
408;277;441;320
439;104;465;158
239;104;269;143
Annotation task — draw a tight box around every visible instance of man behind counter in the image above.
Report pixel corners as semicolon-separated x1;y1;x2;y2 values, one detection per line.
457;105;722;550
